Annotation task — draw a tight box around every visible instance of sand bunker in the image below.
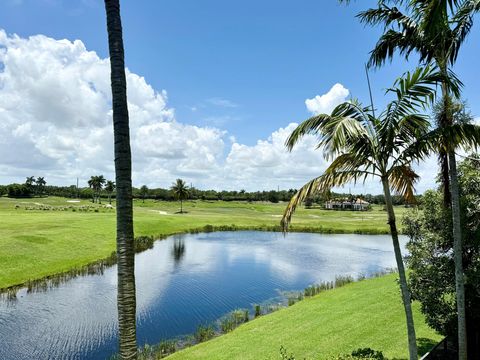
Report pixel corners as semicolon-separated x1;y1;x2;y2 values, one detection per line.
149;210;168;215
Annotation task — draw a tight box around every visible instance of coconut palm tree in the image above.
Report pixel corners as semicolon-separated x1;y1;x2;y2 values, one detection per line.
352;2;480;356
105;180;116;204
104;0;137;358
282;67;445;360
171;179;189;213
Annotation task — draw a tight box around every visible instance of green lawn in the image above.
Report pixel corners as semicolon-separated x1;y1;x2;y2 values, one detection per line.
167;274;441;360
0;196;409;290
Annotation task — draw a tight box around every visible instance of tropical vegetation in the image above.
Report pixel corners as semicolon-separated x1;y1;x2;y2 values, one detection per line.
404;155;480;358
281;67;446;359
349;1;480;357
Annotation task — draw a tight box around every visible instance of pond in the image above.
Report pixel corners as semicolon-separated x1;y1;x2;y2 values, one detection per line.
0;231;407;360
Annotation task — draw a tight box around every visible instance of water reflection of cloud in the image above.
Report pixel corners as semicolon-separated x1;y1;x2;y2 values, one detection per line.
0;232;408;360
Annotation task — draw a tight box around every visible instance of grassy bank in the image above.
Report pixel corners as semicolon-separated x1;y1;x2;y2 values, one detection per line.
0;196;409;290
166;274;441;360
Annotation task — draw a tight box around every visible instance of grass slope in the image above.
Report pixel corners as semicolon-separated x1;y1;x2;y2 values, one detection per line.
0;196;409;290
167;274;441;360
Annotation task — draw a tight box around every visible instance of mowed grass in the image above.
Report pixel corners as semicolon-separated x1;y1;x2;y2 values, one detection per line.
167;274;441;360
0;196;409;289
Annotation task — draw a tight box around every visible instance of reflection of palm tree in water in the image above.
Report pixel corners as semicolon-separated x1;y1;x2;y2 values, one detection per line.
172;238;186;264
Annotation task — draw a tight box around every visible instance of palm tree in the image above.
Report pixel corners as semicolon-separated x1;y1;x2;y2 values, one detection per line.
88;176;96;203
96;175;106;204
25;176;35;189
282;67;443;360
139;185;148;203
105;180;116;204
104;1;137;358
36;177;46;197
353;2;480;356
88;175;106;203
171;179;189;213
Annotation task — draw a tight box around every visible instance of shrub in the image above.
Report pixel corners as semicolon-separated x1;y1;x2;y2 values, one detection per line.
194;324;215;343
7;184;32;198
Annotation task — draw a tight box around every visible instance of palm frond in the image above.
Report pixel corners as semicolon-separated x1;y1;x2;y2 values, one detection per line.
285;101;370;159
281;169;373;232
388;164;419;202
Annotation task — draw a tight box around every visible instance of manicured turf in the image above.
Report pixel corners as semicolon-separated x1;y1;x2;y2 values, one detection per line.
0;196;409;290
167;274;441;360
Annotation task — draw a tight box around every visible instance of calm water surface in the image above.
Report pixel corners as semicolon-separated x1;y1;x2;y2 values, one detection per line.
0;231;407;360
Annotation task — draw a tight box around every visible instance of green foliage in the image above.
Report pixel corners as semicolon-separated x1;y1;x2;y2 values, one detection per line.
351;348;385;359
219;309;248;333
254;304;261;318
135;340;176;359
7;183;32;198
404;155;480;341
194;324;215;343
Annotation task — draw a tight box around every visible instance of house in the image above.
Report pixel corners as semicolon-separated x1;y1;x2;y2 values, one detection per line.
324;198;370;211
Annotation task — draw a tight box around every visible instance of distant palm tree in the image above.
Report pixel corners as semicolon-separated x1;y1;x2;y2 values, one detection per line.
88;177;96;203
354;2;480;357
139;185;148;203
104;0;137;358
171;179;189;213
36;177;46;196
88;175;106;203
25;176;35;188
282;67;444;360
105;180;116;204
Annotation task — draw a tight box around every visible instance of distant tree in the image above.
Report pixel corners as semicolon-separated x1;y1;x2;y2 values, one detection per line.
304;197;313;209
7;183;32;198
267;191;279;203
36;177;46;197
171;179;189;213
139;185;148;203
105;180;116;204
88;175;106;203
25;176;35;192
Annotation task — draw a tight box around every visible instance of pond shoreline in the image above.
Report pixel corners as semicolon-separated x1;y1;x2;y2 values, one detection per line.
0;224;392;296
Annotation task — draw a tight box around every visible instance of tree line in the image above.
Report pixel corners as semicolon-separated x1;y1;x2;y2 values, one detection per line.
0;177;418;206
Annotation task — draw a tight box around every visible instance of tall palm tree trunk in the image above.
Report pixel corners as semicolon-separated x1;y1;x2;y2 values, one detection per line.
180;199;183;213
104;1;137;359
382;177;418;360
449;151;468;360
442;79;468;360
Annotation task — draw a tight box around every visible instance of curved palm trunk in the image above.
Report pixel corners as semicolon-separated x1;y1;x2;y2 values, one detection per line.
382;177;418;360
449;151;468;360
104;1;137;359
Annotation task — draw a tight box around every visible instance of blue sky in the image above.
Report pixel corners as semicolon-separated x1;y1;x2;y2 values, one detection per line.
1;0;479;191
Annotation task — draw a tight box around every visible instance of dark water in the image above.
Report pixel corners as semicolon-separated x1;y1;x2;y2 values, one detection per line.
0;231;407;360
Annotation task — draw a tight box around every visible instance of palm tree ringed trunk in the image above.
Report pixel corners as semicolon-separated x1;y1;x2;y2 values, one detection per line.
180;199;183;213
442;75;468;360
381;176;418;360
449;150;468;359
104;1;137;359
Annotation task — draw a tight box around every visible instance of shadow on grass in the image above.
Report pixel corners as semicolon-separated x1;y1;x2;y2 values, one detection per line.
418;337;439;355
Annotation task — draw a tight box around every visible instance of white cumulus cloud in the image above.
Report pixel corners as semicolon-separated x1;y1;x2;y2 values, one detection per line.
305;83;349;115
0;30;441;195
